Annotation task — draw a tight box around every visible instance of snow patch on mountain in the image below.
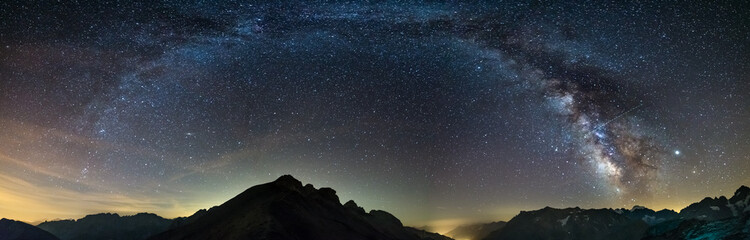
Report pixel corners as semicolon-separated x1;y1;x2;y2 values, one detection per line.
558;216;570;227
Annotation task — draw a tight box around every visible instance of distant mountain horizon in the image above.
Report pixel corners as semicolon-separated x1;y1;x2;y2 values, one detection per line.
13;200;720;228
17;192;736;230
2;175;749;240
36;212;172;240
14;183;749;229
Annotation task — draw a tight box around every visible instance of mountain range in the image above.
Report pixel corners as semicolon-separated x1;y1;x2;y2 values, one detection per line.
36;213;172;240
0;218;59;240
477;185;750;240
2;176;749;240
148;175;439;240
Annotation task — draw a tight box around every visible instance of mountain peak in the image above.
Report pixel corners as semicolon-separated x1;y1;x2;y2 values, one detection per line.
150;175;431;240
629;205;653;212
273;174;303;190
733;185;749;198
132;212;159;218
318;187;340;204
344;200;366;214
369;210;404;227
78;213;121;222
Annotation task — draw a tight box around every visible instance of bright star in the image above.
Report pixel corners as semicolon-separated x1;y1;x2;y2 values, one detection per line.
674;150;680;155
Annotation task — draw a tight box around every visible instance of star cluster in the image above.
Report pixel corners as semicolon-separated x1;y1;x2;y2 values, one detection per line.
0;1;748;231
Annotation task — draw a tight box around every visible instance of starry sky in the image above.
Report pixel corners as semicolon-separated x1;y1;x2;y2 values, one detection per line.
0;0;748;233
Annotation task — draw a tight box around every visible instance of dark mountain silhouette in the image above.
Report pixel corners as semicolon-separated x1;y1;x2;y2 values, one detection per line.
167;209;207;229
679;196;735;221
37;213;172;240
0;218;59;240
679;185;750;221
482;185;750;240
404;227;454;240
483;207;649;240
616;206;679;225
642;186;750;240
148;175;450;240
9;179;749;240
444;221;506;240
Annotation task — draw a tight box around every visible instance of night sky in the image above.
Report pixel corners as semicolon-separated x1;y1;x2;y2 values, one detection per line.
1;1;748;233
